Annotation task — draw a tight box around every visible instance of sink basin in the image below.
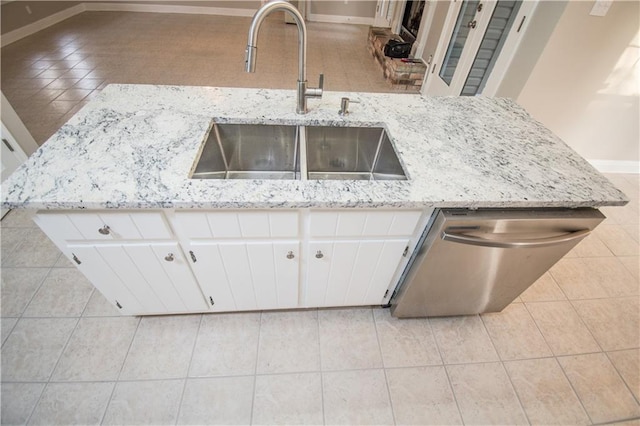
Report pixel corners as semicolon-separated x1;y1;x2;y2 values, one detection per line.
191;123;299;180
191;122;406;181
304;126;406;180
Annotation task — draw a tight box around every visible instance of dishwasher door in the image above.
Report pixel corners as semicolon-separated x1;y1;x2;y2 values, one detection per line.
390;208;605;318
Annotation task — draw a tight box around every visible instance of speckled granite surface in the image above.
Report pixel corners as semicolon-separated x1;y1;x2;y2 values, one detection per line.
1;84;628;209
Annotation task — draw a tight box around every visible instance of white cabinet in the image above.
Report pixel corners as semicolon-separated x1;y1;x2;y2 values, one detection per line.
303;209;422;307
174;210;301;312
35;207;427;315
68;242;208;315
35;211;208;315
186;241;299;312
304;239;409;307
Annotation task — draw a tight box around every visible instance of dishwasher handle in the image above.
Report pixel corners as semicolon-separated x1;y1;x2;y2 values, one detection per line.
441;229;590;249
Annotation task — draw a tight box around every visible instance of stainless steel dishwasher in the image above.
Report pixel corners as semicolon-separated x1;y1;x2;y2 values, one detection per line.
391;208;605;318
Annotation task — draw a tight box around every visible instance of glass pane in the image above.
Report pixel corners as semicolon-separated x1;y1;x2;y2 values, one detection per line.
439;0;480;86
461;0;522;95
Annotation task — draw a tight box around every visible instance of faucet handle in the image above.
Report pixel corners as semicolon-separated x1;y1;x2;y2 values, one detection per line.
305;73;324;99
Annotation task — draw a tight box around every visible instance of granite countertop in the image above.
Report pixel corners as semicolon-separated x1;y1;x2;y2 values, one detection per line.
1;84;628;210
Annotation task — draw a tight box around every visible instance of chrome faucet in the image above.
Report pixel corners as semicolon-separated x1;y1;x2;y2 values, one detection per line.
245;0;323;114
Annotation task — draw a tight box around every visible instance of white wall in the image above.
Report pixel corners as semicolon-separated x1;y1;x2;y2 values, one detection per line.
309;0;376;18
0;1;81;34
516;0;639;166
496;1;568;100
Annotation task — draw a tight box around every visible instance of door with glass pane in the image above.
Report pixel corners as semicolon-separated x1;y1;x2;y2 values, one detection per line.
423;0;532;96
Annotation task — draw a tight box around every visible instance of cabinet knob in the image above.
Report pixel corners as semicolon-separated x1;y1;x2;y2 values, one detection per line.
164;253;175;262
286;251;295;260
315;250;324;259
98;225;111;235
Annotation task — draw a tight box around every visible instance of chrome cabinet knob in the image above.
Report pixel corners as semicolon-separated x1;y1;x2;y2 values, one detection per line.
315;250;324;259
164;253;175;262
98;225;111;235
286;251;295;260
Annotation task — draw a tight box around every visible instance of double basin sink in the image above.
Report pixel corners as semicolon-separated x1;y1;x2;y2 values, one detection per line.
191;123;407;181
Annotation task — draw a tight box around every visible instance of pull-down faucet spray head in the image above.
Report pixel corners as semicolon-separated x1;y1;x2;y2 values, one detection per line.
244;0;323;114
244;46;257;73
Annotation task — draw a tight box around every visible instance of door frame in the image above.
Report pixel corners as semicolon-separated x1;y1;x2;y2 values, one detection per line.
421;0;538;97
412;0;439;59
374;0;395;27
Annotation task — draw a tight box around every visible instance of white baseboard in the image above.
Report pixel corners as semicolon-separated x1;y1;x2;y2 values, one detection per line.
1;2;372;47
84;2;254;17
307;13;375;26
1;1;254;47
588;160;640;174
1;3;86;47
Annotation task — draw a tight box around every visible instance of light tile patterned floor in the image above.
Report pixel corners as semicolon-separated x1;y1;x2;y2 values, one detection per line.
1;11;393;146
1;9;640;426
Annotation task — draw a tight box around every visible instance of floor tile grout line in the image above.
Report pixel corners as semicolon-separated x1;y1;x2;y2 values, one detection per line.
554;354;598;425
602;350;640;407
546;265;572;302
99;315;142;425
174;313;203;426
566;299;606;354
249;311;263;425
24;314;81;425
316;308;326;426
370;308;396;426
497;360;534;426
425;317;464;425
524;294;640;304
479;314;532;425
0;317;20;349
13;353;634;385
591;415;640;426
15;382;46;426
522;299;608;360
95;382;117;426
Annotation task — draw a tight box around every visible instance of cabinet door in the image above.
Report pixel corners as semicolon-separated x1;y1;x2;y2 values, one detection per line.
67;242;208;315
305;239;408;307
187;241;299;312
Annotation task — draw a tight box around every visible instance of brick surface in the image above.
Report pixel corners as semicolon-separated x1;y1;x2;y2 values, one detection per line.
368;26;426;92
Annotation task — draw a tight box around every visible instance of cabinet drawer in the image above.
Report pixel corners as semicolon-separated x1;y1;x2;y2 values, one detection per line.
174;210;299;239
309;210;422;238
36;211;172;241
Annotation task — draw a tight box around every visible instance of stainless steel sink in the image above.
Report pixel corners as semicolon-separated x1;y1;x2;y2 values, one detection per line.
191;123;299;180
304;126;406;180
191;122;406;181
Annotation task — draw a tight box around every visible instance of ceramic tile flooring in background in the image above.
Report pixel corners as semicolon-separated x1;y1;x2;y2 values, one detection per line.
1;9;639;426
1;10;393;146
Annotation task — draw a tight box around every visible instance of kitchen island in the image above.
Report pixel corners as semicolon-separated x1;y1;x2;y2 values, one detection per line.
1;84;628;316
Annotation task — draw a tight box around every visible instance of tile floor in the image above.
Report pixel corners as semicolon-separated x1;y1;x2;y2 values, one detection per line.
1;9;640;426
1;10;392;146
